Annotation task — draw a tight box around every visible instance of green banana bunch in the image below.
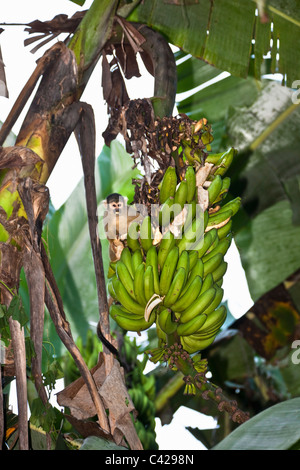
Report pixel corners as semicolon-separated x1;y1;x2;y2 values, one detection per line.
107;145;241;355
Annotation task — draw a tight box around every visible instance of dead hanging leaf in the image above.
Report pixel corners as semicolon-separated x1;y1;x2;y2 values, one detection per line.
23;12;86;53
0;146;42;171
102;56;129;109
56;356;143;450
114;43;141;80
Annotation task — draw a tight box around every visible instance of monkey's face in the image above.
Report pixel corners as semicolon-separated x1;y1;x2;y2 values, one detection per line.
109;198;125;215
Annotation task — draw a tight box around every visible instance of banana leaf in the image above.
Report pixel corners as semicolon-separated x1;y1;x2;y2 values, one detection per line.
128;0;300;87
212;397;300;450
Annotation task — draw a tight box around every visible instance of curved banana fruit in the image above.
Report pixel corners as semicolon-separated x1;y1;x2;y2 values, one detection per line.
174;180;188;215
159;167;178;204
163;267;187;307
177;313;207;336
202;237;231;264
131;249;143;275
110;304;155;332
195;305;227;335
202;285;224;315
146;246;160;295
207;175;223;206
203;253;224;277
211;260;228;283
120;247;134;279
140;215;153;252
214;148;237;176
179;286;216;323
159;245;179;296
173;275;203;312
126;221;141;251
206;209;233;229
180;333;216;353
185;165;196;203
133;263;147;306
188;250;198;271
200;272;214;294
217;220;232;240
158;230;175;270
159;196;175;228
217;196;241;217
112;276;145;316
158;308;177;334
144;265;155;302
116;260;136;300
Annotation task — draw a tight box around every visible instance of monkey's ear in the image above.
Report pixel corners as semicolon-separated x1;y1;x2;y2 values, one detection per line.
101;198;108;208
123;196;128;205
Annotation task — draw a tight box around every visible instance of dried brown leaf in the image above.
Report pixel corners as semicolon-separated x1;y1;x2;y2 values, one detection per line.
56;356;143;449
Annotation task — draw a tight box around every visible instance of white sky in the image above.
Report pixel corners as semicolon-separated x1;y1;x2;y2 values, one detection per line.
1;0;253;451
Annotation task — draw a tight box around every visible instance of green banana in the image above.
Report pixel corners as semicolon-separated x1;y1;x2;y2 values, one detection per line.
184;199;196;229
195;305;227;334
180;258;204;296
202;237;231;263
180;333;216;353
192;230;213;258
217;196;241;217
179;287;216;323
177;312;207;336
131;249;144;275
214;148;237;176
126;221;141;251
116;260;136;300
200;272;214;294
133;263;147;306
217;220;232;239
157;230;175;270
185;165;196;203
112;276;145;316
203;253;224;277
171;275;203;312
159;196;175;227
144;265;155;302
211;260;228;283
107;263;116;279
158;308;177;334
215;176;231;203
159;167;177;204
207;175;223;206
206;209;233;228
202;228;218;255
174;180;188;214
177;217;204;254
146;246;160;294
202;286;224;315
176;250;190;277
205;152;224;164
110;304;155;332
159;245;179;296
120;247;134;278
188;250;198;271
107;276;118;301
109;303;141;320
139;215;153;252
163;267;187;307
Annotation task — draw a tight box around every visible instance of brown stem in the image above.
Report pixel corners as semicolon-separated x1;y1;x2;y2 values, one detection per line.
8;318;29;449
44;275;110;434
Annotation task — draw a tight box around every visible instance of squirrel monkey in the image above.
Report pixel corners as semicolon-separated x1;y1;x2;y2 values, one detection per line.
102;193;140;261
